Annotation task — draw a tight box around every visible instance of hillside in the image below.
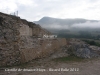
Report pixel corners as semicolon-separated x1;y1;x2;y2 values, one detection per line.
34;17;100;39
34;17;99;27
0;12;67;67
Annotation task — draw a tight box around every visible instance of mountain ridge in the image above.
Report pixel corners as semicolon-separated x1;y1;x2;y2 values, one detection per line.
34;16;99;26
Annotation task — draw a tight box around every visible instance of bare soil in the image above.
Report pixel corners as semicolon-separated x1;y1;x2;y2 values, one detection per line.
1;56;100;75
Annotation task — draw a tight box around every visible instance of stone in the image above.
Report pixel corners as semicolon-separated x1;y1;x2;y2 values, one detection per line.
67;39;100;58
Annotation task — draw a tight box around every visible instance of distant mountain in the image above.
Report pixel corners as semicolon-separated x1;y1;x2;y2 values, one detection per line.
34;17;99;27
34;17;100;39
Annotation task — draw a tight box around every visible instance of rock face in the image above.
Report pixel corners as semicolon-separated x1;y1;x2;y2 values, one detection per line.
67;39;100;58
0;13;21;66
0;12;67;66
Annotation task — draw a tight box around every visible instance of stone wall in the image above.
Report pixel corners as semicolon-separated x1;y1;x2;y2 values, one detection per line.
20;37;66;63
19;24;31;36
32;25;51;37
29;27;32;36
0;12;67;66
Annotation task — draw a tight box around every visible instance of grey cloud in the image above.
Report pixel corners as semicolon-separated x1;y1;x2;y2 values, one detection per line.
42;21;100;30
72;21;100;28
0;0;100;21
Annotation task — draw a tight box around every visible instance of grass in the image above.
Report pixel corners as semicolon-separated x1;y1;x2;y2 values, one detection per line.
52;55;85;62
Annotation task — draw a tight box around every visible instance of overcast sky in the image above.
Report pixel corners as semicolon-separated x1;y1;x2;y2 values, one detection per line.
0;0;100;21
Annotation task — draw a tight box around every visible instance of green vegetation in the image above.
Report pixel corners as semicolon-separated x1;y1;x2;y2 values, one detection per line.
57;30;100;39
52;55;84;62
83;39;100;47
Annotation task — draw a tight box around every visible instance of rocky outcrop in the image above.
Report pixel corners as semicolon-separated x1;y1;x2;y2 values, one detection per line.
0;12;67;66
0;12;21;66
67;39;100;58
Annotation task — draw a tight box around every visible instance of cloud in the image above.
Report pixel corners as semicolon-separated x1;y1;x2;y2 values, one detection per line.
0;0;100;21
0;0;17;12
0;0;35;13
40;20;100;30
17;0;33;5
72;21;100;28
42;24;70;30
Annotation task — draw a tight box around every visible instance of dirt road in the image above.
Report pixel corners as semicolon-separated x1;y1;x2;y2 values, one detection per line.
1;57;100;75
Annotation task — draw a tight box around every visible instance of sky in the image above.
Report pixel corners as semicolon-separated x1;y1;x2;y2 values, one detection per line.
0;0;100;21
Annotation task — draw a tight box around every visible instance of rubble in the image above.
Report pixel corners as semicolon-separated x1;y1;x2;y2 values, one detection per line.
67;39;100;58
